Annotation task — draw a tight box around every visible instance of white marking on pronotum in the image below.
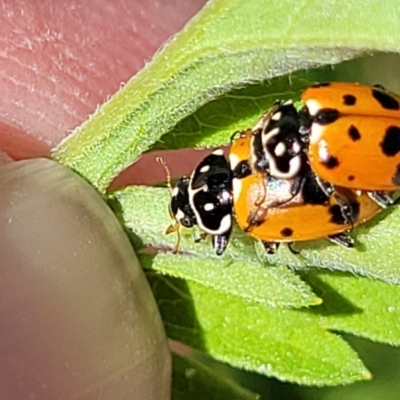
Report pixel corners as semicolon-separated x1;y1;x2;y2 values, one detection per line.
309;122;326;144
261;127;280;148
271;111;282;121
274;142;287;157
212;148;224;156
288;157;302;177
305;99;322;117
228;153;241;170
318;139;331;163
199;165;210;173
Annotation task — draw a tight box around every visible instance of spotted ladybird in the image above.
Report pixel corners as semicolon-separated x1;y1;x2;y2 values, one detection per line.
300;82;400;198
229;128;382;253
162;150;233;255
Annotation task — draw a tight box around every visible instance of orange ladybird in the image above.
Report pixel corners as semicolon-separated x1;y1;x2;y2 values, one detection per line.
229;128;382;252
301;82;400;192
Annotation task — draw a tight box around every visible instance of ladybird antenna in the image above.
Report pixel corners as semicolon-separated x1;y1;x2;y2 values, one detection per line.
173;226;181;254
156;156;173;194
157;157;182;254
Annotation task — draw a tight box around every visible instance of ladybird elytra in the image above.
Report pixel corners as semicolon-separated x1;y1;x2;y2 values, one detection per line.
307;115;400;190
234;172;381;243
302;83;400;191
303;82;400;117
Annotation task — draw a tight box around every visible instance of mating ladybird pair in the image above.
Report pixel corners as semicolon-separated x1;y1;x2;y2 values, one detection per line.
166;82;400;255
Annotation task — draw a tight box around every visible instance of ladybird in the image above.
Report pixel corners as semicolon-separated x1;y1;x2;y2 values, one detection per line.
229;129;382;252
250;100;304;180
161;149;233;255
300;82;400;194
248;100;310;207
244;103;359;223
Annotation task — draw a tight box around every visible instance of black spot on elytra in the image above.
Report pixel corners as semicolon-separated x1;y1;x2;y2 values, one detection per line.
321;156;339;169
343;94;356;106
311;82;331;88
372;88;400;110
347;175;355;181
314;108;340;125
380;126;400;156
280;227;293;237
392;164;400;185
348;125;361;141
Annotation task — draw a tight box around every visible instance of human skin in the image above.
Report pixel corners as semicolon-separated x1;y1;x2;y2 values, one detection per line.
0;1;207;399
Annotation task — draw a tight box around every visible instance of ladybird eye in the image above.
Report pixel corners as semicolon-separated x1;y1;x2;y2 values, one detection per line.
181;215;194;228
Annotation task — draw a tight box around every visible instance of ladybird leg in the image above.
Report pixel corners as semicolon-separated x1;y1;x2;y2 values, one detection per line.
327;233;354;248
194;232;208;243
298;107;312;141
314;175;335;197
254;172;267;206
250;174;304;228
289;175;305;199
335;196;358;226
393;195;400;206
262;241;280;254
287;242;300;255
315;176;357;224
246;205;269;230
247;177;303;229
367;191;395;208
212;229;231;256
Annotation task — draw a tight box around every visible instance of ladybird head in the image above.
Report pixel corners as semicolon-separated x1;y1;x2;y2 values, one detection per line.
157;157;197;253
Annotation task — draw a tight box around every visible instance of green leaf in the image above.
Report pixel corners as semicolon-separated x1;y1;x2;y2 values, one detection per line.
109;184;400;300
52;0;400;192
153;74;312;151
304;271;400;345
149;274;370;386
299;337;400;400
51;0;400;388
172;353;260;400
109;186;320;308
